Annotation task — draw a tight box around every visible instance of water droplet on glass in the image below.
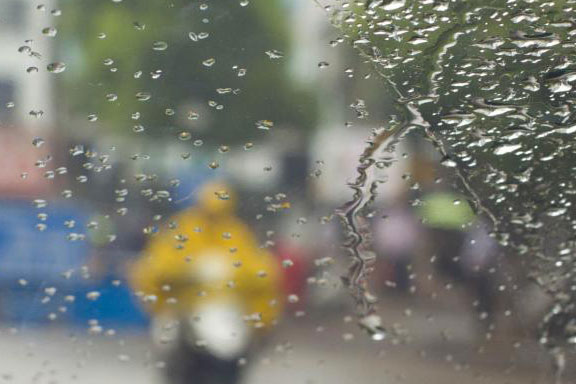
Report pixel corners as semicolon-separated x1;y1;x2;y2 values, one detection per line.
359;314;387;341
135;91;151;101
286;294;299;304
86;291;101;301
32;137;45;147
33;199;47;208
546;207;567;217
47;62;66;73
493;143;522;156
42;27;57;37
256;120;274;130
152;41;168;51
202;58;216;67
178;131;191;141
265;49;284;59
18;46;31;55
440;157;457;168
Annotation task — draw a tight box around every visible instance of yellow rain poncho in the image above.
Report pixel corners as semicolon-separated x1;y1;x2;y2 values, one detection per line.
130;182;283;328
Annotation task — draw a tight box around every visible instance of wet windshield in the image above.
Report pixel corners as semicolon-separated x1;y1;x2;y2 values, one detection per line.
0;0;573;383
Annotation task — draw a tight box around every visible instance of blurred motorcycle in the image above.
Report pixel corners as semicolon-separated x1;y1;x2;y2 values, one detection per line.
151;250;257;384
130;181;283;384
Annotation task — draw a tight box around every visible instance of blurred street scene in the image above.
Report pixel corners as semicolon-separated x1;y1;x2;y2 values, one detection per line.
0;0;569;383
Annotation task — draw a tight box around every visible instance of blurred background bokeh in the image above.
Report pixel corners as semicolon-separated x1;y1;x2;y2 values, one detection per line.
0;0;562;383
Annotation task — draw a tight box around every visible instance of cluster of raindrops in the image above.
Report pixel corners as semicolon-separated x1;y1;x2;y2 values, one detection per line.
316;0;576;365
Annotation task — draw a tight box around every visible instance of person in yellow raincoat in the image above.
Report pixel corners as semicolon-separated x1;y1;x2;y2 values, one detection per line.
130;181;283;329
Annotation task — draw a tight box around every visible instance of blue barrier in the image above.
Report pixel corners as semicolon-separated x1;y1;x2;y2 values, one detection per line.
71;275;149;329
0;200;90;284
0;200;90;324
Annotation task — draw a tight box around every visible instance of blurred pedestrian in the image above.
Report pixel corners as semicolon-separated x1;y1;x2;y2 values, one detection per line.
459;222;498;327
373;199;422;293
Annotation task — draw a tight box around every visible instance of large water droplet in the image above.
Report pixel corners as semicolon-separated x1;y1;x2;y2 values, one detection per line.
42;27;57;37
152;41;168;51
47;62;66;73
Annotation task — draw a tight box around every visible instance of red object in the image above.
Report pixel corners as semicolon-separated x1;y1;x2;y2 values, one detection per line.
273;241;309;300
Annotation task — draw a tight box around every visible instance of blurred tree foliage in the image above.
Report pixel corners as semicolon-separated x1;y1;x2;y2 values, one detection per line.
57;0;317;143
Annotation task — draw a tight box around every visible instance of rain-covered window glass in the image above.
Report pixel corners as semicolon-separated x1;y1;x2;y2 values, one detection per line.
1;0;575;383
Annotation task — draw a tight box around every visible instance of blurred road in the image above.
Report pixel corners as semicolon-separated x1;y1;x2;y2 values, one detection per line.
0;316;556;384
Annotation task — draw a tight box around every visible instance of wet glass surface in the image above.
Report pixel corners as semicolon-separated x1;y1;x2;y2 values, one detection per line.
0;1;574;383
